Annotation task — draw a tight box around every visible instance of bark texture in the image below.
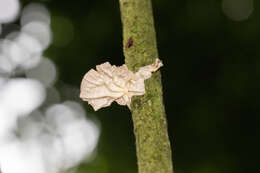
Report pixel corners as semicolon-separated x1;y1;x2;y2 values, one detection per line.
119;0;174;173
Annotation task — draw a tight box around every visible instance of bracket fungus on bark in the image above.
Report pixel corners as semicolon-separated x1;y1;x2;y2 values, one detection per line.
80;58;163;111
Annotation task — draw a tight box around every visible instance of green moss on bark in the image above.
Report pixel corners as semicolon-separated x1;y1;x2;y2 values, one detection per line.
119;0;174;173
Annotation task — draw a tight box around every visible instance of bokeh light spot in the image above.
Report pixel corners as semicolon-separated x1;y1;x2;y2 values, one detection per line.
22;21;52;50
0;78;46;115
25;58;57;87
52;16;74;47
21;3;50;26
222;0;254;21
0;53;15;73
0;0;20;23
45;103;100;168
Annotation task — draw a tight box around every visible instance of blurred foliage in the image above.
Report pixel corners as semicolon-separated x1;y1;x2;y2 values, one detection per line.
20;0;260;173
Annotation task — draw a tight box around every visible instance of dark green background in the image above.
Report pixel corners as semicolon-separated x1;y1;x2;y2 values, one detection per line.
21;0;260;172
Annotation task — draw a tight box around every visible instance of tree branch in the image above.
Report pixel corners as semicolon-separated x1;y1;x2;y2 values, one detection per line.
119;0;174;173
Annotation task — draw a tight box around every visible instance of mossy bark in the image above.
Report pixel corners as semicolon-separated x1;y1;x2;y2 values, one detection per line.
119;0;174;173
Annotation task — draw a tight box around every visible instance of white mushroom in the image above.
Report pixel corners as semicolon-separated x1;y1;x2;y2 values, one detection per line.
80;58;163;111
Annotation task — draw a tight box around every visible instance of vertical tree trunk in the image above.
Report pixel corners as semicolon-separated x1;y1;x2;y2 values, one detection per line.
119;0;174;173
